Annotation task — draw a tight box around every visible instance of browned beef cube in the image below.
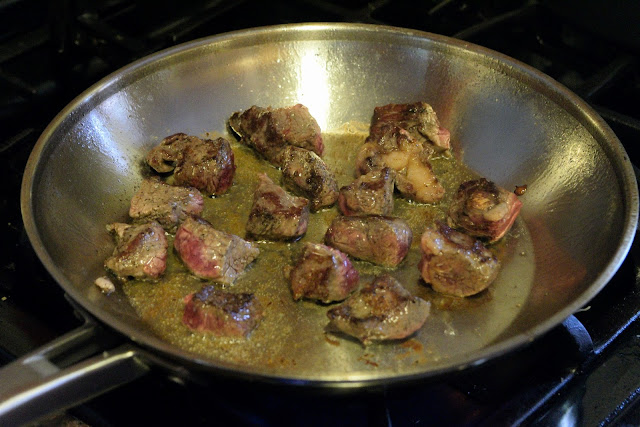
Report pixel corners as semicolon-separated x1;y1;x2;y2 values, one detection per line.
419;221;499;297
338;167;395;216
174;137;235;195
129;177;204;232
174;216;260;284
357;125;434;175
355;126;444;204
326;274;430;344
246;173;309;241
228;104;324;166
324;216;412;267
281;146;338;211
364;123;436;161
370;102;450;151
146;133;236;195
289;243;359;303
447;178;522;242
104;221;168;280
146;132;188;173
354;140;386;177
183;285;263;337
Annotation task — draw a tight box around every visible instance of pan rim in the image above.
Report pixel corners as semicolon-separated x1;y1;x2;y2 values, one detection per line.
20;22;640;386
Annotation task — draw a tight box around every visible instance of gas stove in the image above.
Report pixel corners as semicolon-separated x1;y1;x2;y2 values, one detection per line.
2;1;640;425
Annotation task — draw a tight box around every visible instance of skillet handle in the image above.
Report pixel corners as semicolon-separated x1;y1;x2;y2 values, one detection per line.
0;320;150;425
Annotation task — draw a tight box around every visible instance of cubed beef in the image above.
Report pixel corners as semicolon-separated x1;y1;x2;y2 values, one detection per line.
338;167;395;216
228;104;323;166
174;136;235;195
104;221;168;280
281;146;338;211
354;141;386;177
355;125;444;204
146;132;189;173
129;177;204;232
288;243;359;303
364;123;435;162
326;274;430;344
324;216;412;267
447;178;522;242
370;102;450;151
174;216;260;284
183;285;263;337
246;173;310;241
419;221;500;297
146;133;235;195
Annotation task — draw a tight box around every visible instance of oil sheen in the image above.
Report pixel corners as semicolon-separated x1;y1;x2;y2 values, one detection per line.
121;129;514;375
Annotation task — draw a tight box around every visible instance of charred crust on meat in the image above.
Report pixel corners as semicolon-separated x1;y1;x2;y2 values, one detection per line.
419;221;500;297
246;173;310;241
183;285;264;337
338;167;395;216
324;215;412;267
326;274;430;345
281;146;339;211
288;243;359;303
227;104;324;166
104;221;168;281
146;134;236;196
370;102;451;152
129;177;204;232
146;132;190;173
447;178;522;242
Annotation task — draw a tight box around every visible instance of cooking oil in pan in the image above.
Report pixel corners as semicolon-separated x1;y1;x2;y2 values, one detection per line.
122;129;534;379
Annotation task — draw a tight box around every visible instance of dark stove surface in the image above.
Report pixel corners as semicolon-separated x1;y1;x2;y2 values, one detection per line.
2;1;640;426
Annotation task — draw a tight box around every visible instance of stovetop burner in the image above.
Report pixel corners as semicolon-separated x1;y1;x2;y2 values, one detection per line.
2;1;640;425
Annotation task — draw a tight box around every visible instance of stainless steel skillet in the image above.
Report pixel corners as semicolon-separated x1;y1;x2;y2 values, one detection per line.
3;22;638;424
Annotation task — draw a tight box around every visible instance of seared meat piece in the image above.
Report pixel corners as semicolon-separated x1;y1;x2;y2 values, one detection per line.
129;177;204;232
104;221;168;280
246;173;310;241
326;274;430;344
281;146;339;211
370;102;450;151
146;132;189;173
174;136;235;195
228;104;324;166
146;133;236;195
174;216;260;284
419;221;499;297
338;167;395;216
447;178;522;242
183;285;263;337
354;140;386;176
324;216;412;267
288;243;359;303
355;126;445;204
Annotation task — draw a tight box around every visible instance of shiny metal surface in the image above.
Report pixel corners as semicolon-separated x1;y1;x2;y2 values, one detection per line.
20;23;639;385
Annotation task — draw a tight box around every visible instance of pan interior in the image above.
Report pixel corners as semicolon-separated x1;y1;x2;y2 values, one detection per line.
23;24;637;383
